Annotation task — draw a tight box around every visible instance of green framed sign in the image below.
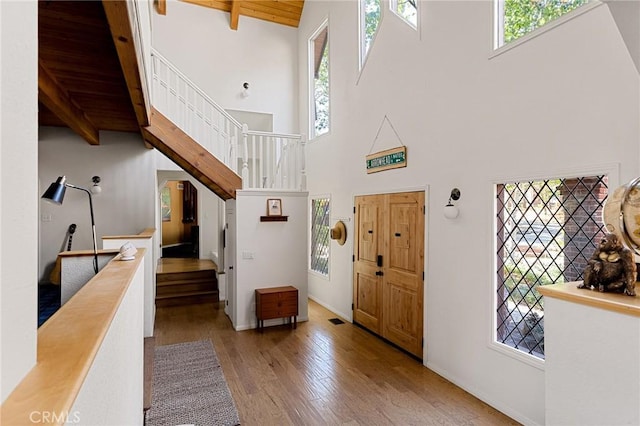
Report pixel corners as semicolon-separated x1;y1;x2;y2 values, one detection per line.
366;146;407;174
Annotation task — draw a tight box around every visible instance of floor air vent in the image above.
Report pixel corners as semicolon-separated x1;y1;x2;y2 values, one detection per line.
328;318;345;325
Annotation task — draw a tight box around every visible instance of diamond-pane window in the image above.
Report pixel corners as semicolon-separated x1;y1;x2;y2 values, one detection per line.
311;197;330;275
495;176;608;359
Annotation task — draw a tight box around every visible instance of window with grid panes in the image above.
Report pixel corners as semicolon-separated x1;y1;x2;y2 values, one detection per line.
495;175;608;359
496;0;589;48
311;197;330;275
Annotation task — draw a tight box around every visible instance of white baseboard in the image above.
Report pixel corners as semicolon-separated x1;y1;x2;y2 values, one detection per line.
425;361;541;426
308;295;352;322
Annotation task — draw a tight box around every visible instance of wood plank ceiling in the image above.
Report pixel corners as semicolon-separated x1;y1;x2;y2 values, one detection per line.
178;0;304;29
38;0;302;146
38;1;143;143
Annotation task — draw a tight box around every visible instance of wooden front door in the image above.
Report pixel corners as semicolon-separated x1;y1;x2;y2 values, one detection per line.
353;195;384;334
353;191;425;358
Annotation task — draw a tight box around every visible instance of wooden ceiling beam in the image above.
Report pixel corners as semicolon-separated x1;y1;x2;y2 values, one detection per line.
180;0;302;27
155;0;167;15
230;0;241;30
102;0;150;128
182;0;231;13
38;61;100;145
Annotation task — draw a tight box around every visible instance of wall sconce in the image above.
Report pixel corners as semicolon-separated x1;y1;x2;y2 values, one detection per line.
241;82;250;98
444;188;461;219
90;176;102;195
42;176;99;274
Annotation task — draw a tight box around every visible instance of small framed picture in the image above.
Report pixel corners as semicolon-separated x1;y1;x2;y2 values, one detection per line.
267;198;282;216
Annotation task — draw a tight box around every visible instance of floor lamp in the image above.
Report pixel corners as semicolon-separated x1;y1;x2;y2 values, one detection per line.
42;176;99;274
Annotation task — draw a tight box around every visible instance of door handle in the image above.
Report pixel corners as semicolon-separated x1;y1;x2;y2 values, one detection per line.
368;230;373;234
377;255;383;267
394;232;401;237
375;270;384;276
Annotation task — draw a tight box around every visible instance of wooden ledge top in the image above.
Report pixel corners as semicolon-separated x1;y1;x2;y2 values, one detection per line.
538;281;640;318
255;285;298;295
1;250;146;426
102;227;156;240
57;249;120;257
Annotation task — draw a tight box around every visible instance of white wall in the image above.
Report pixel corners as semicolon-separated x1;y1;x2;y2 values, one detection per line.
68;258;144;426
0;0;38;402
298;1;639;424
151;0;299;133
544;297;640;426
232;190;308;330
103;236;156;337
39;127;157;282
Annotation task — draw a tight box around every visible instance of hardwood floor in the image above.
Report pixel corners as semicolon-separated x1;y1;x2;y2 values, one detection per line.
154;300;520;425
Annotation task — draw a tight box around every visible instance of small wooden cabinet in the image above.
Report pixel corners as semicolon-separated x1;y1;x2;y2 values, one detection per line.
255;286;298;331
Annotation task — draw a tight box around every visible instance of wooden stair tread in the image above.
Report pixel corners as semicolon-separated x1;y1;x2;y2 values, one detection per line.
155;258;219;307
143;336;155;412
156;258;217;274
156;276;216;285
155;290;219;299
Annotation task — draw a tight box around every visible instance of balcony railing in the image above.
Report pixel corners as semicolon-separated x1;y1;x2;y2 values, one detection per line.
151;49;305;191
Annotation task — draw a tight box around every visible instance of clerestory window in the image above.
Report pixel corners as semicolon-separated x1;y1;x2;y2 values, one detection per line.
390;0;417;29
495;0;589;48
310;22;330;139
495;175;608;360
359;0;381;70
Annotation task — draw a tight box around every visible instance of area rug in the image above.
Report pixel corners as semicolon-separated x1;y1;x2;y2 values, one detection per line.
145;340;241;426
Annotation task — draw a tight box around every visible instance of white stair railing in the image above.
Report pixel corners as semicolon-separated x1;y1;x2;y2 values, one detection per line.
241;130;306;190
151;49;306;191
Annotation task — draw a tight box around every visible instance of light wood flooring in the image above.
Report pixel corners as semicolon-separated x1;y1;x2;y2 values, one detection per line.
153;300;520;425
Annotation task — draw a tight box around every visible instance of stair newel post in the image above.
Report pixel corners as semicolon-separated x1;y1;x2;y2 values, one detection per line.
299;136;307;191
241;123;249;189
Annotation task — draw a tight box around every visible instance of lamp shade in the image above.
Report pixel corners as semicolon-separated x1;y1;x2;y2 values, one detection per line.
443;204;459;219
42;176;67;204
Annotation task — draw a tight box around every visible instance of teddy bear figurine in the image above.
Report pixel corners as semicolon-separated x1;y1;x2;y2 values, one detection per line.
578;233;637;296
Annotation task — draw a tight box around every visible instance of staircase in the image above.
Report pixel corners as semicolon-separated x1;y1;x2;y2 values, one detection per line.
155;259;218;307
148;50;307;193
142;107;241;200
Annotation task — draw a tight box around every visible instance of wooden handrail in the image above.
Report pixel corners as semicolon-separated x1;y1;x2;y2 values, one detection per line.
102;227;155;240
0;250;145;425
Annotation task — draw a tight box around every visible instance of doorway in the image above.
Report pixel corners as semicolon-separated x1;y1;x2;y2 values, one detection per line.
161;180;199;258
353;191;425;358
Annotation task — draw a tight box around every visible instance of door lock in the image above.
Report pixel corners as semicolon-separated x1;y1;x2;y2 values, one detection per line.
375;270;384;276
